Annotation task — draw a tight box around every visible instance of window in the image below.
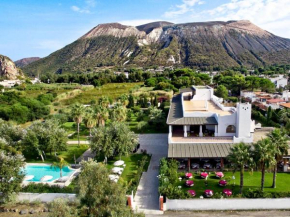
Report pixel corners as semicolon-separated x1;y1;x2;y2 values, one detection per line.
226;125;236;133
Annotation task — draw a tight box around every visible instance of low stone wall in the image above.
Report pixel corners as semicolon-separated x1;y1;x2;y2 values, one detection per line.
165;198;290;211
17;193;76;202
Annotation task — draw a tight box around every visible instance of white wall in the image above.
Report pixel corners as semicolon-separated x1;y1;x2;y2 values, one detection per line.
166;198;290;211
216;113;236;137
17;193;76;202
236;103;252;139
193;87;212;100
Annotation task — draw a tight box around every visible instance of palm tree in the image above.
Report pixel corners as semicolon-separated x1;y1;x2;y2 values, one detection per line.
51;157;70;178
95;105;109;127
98;96;110;108
278;108;290;124
227;142;253;194
70;103;85;146
84;107;97;137
110;103;127;122
118;94;129;106
268;128;289;188
254;138;276;191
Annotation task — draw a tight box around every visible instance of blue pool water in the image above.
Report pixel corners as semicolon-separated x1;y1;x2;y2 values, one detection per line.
24;164;75;182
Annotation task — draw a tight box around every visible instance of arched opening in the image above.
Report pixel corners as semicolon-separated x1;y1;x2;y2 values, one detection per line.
226;125;236;133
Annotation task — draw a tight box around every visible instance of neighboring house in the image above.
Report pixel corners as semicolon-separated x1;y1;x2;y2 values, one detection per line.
269;75;288;88
266;98;286;110
166;86;255;166
0;79;22;88
280;103;290;110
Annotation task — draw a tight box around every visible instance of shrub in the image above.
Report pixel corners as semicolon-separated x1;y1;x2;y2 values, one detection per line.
21;183;75;193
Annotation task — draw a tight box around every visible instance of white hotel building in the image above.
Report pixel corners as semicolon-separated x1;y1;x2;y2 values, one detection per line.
166;86;255;165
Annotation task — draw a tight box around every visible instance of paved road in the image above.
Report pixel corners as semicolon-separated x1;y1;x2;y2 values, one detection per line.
148;210;290;217
135;134;168;215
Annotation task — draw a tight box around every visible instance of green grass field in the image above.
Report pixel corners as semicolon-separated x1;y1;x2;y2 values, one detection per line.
62;82;143;105
177;171;290;197
26;144;89;164
106;154;151;183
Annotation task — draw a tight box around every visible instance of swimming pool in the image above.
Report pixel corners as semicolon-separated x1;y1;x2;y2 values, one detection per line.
24;164;75;182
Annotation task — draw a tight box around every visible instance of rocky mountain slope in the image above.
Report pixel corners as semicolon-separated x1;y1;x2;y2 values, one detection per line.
15;57;41;68
23;20;290;75
0;55;23;79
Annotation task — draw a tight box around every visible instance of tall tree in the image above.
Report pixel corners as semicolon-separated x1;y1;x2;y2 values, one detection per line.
110;103;127;122
98;96;110;107
127;94;135;108
90;122;137;159
0;150;25;202
227;142;253;194
215;85;228;99
268;128;289;188
22;120;67;160
266;106;272;124
254;138;276;191
84;107;97;136
70;103;85;146
51;157;70;178
95;105;109;127
77;160;143;216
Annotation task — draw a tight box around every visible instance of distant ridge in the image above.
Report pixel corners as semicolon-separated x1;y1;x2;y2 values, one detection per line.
23;20;290;76
15;57;41;68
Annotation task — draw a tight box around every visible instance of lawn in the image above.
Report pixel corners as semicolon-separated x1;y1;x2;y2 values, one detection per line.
176;171;290;198
106;154;151;183
62;122;90;140
25;144;89;164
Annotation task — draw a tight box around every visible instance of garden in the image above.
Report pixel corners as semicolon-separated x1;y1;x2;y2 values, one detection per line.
159;158;290;199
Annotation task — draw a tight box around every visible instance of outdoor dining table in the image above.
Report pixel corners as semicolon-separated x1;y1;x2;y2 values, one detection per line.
185;180;194;187
200;172;208;179
191;163;199;169
215;172;224;178
185;172;192;179
204;189;214;197
203;163;212;169
188;190;196;197
223;189;232;197
219;179;227;186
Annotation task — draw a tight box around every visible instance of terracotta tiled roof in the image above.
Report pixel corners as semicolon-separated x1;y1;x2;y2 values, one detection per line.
281;103;290;109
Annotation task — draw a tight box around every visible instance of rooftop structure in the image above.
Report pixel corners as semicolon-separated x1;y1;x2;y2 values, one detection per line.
167;85;255;160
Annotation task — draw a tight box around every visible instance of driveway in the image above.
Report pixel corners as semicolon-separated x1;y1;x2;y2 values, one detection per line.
134;134;168;215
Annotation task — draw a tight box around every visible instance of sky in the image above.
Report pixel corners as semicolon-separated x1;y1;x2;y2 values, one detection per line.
1;0;290;61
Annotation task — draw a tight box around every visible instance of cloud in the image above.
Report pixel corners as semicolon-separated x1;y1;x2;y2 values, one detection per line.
163;0;290;38
119;19;160;26
164;0;205;18
204;0;290;38
71;0;96;14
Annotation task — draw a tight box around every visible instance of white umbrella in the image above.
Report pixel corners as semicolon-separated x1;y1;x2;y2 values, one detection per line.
109;174;119;181
114;160;124;166
40;175;53;182
111;167;123;174
24;175;34;181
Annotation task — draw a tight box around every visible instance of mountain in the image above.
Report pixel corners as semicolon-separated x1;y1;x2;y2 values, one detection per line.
15;57;41;68
23;20;290;75
0;55;23;80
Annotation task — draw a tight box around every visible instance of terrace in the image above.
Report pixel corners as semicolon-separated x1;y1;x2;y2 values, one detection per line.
183;100;232;116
